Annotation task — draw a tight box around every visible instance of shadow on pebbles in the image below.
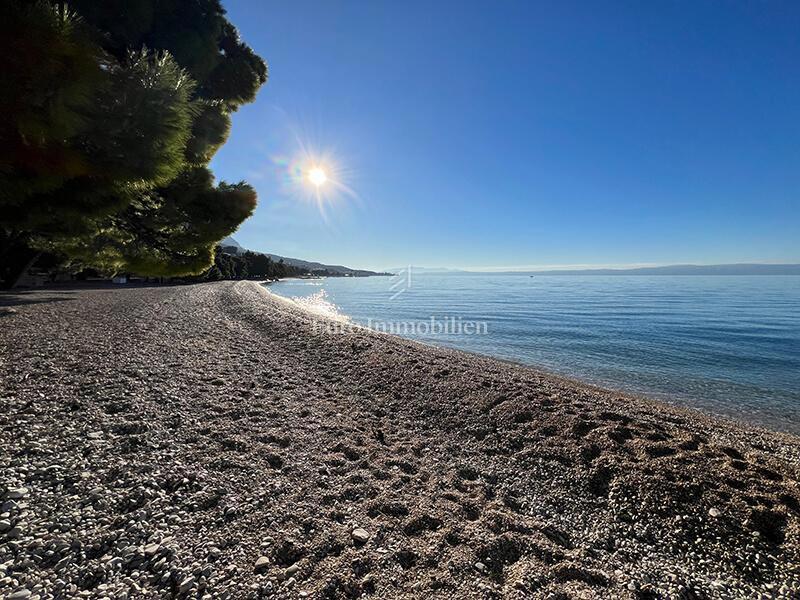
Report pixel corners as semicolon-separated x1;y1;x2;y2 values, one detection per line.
1;281;799;599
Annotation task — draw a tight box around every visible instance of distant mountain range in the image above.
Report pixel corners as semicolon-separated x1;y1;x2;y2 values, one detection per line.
220;237;390;277
219;239;800;277
388;263;800;276
386;266;464;274
389;263;800;275
507;263;800;276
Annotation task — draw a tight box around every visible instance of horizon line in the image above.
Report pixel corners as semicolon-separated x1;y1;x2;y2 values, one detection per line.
380;260;800;273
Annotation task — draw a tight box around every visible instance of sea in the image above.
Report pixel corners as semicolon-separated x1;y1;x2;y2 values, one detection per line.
268;274;800;434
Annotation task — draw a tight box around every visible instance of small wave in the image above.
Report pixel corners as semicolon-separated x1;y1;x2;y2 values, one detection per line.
292;290;351;322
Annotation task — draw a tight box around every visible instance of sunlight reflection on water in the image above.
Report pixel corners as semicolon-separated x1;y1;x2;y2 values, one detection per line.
292;289;351;322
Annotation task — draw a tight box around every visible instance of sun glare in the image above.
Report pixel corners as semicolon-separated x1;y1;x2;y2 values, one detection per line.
308;167;327;186
272;135;359;220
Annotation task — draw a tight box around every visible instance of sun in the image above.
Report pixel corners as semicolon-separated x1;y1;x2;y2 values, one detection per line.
308;167;327;187
277;144;359;219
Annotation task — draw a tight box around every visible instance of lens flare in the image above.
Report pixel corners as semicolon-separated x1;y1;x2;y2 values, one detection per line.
265;113;360;220
273;150;358;220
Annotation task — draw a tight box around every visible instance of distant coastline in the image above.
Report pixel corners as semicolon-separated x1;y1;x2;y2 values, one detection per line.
220;236;391;277
393;263;800;276
509;263;800;276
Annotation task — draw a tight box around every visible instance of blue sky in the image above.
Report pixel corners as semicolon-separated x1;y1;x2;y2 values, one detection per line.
212;1;800;271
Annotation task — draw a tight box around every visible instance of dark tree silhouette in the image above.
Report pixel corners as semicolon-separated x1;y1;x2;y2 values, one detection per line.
0;0;267;287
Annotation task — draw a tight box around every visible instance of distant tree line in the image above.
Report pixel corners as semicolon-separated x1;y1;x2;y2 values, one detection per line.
198;248;308;281
194;248;373;282
0;1;268;288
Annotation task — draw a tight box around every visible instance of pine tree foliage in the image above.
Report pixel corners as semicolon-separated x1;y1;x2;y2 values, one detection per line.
0;0;268;285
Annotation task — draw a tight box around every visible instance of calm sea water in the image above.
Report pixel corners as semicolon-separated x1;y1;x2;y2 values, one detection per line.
268;274;800;434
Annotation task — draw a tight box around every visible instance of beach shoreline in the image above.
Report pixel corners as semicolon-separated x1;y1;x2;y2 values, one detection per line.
263;278;800;440
1;280;799;598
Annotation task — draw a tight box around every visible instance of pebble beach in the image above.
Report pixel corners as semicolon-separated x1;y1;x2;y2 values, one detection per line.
1;281;799;598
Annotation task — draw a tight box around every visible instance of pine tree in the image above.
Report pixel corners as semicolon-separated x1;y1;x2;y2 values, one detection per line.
0;0;267;286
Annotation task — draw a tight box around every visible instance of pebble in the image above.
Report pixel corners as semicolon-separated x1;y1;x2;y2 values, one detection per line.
178;576;195;593
6;488;28;500
254;556;270;573
8;591;32;600
351;528;370;544
285;564;300;577
709;508;721;518
144;543;161;556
